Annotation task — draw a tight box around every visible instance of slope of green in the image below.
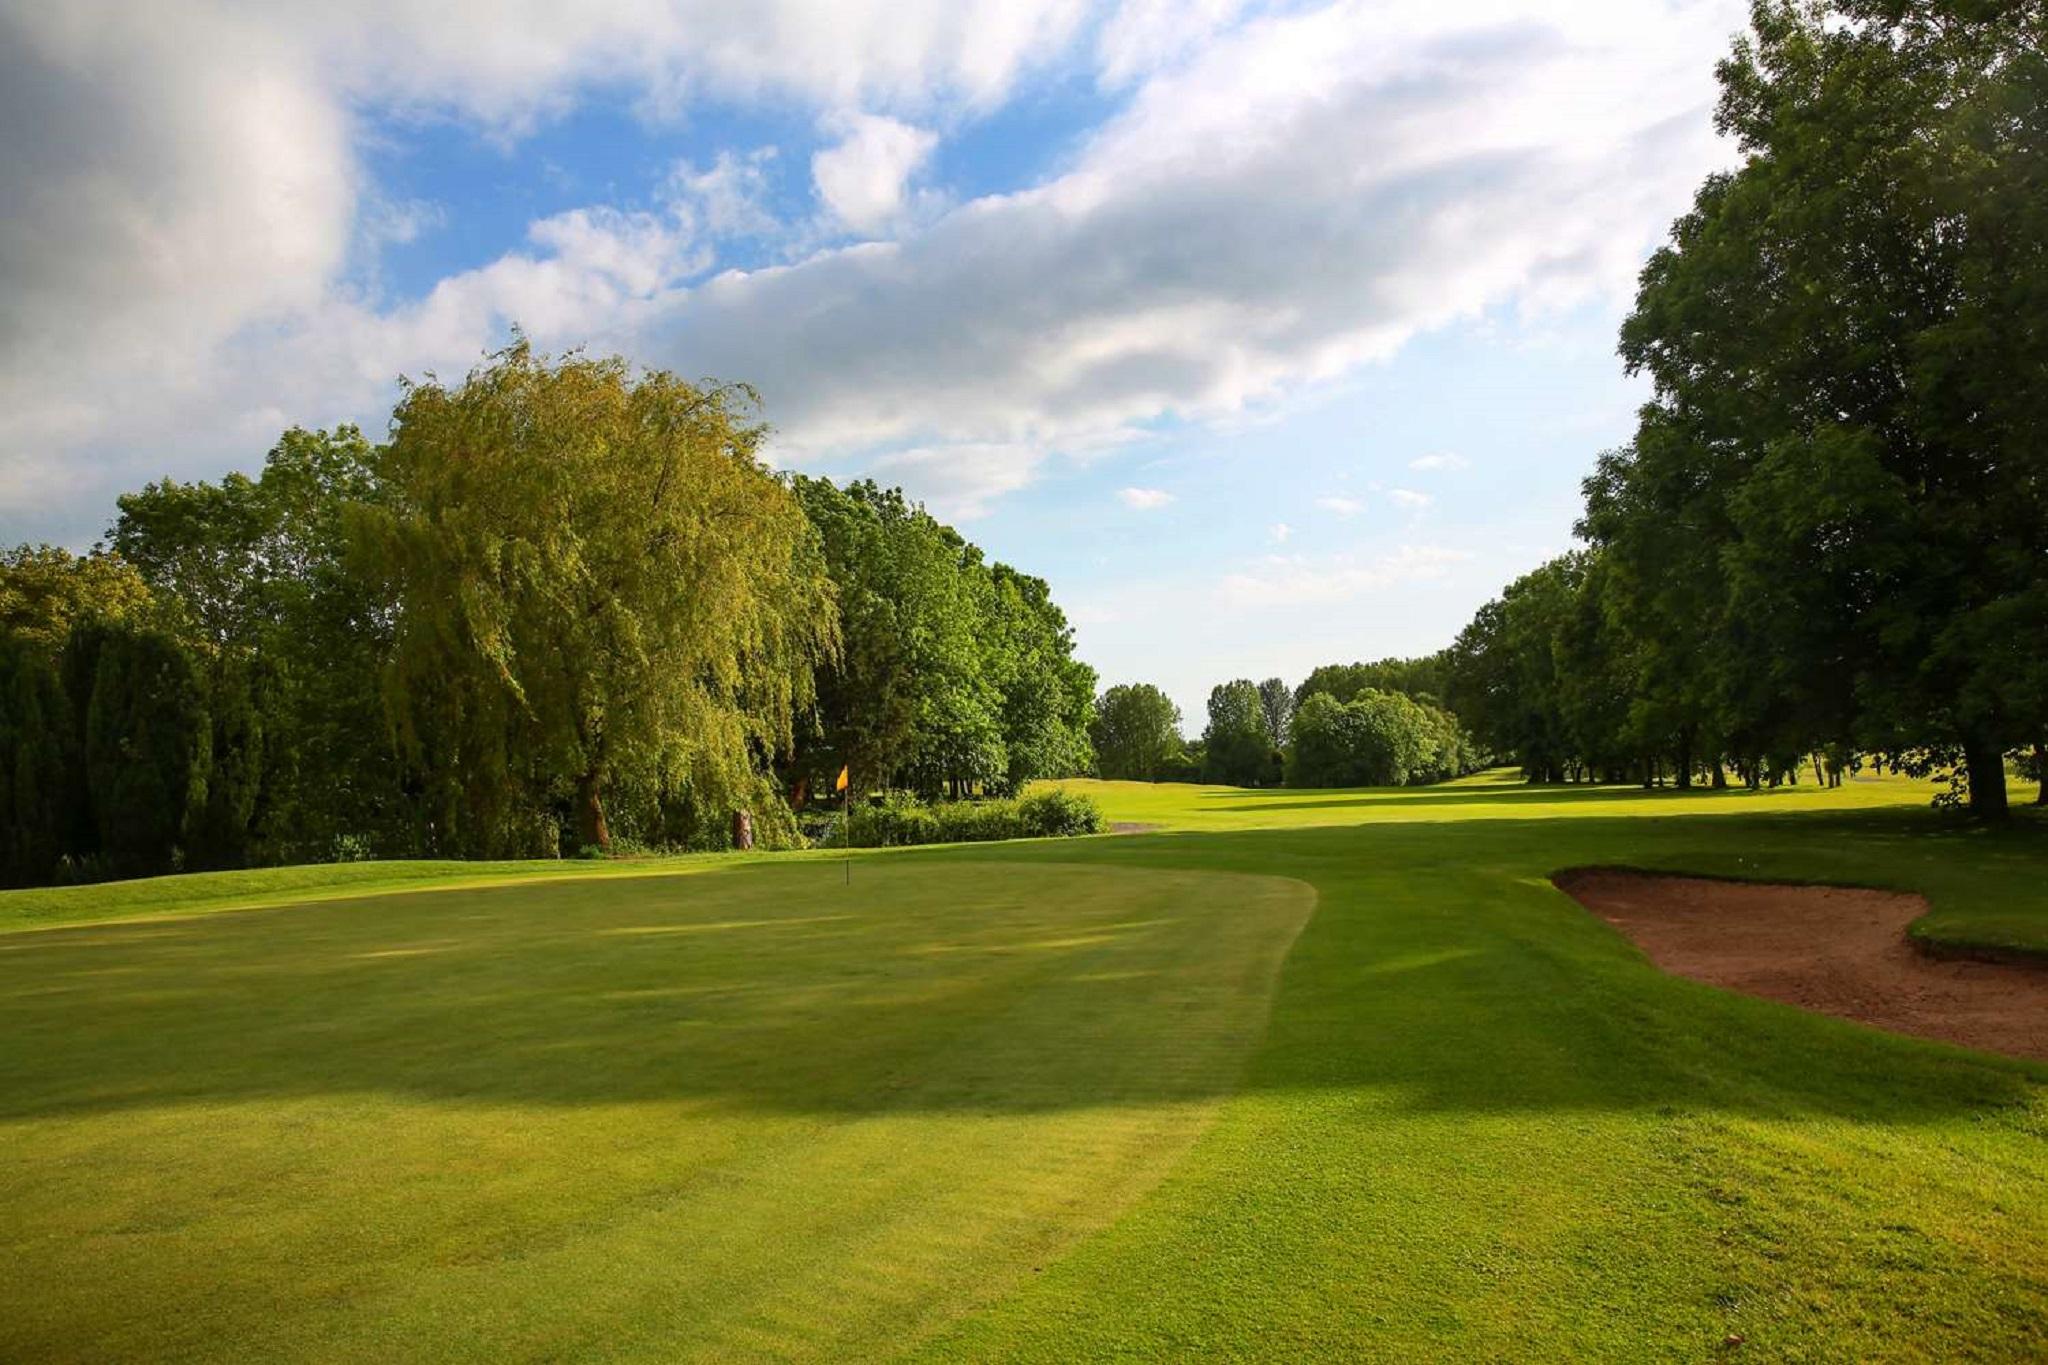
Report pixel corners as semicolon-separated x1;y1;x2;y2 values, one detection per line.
3;775;2045;1360
0;860;1312;1362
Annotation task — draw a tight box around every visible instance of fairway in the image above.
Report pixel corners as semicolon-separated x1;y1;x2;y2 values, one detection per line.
4;775;2047;1360
0;860;1312;1361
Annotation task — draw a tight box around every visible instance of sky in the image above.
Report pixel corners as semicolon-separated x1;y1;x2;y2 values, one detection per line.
0;0;1751;723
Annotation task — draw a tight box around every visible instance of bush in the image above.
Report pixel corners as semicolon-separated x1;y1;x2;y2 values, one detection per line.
841;790;1102;848
1017;788;1104;837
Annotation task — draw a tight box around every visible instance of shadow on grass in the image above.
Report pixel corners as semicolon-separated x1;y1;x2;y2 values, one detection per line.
2;807;2043;1133
1210;782;1814;814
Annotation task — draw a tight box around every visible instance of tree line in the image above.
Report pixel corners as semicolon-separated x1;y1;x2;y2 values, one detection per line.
0;343;1095;887
1089;659;1486;789
1445;1;2046;818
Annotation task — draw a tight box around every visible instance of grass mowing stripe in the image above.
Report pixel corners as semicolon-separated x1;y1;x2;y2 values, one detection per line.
4;774;2045;1359
0;860;1311;1362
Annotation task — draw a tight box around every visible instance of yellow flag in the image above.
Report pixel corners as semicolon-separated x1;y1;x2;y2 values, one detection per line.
835;765;849;792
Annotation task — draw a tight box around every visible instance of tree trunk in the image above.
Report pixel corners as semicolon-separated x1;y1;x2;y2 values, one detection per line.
1675;729;1693;790
1812;753;1825;786
2034;742;2046;806
575;769;610;851
1963;741;2009;821
1711;763;1727;790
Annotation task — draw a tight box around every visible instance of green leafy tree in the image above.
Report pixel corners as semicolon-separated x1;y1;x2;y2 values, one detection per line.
1090;683;1184;780
789;478;1003;800
0;639;76;886
352;340;836;855
1294;655;1452;710
1287;689;1464;788
113;427;396;861
1202;679;1273;786
0;546;154;655
1256;677;1293;748
983;564;1096;793
83;627;210;877
1604;0;2048;815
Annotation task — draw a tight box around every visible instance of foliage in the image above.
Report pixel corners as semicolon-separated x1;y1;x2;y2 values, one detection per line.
840;789;1103;847
1286;688;1477;788
0;545;154;655
1016;787;1105;837
0;639;76;886
352;341;837;857
1202;679;1277;786
1294;654;1452;710
1090;683;1185;781
788;477;1093;802
112;426;406;860
1576;0;2048;815
81;626;210;877
1256;677;1293;747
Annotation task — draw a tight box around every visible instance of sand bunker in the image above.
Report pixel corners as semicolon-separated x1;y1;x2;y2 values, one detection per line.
1555;869;2048;1063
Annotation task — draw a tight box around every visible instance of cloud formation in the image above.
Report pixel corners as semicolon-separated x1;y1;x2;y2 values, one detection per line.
812;114;939;234
0;0;1746;543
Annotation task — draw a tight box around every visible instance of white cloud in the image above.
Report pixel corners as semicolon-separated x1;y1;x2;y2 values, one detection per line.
1219;544;1470;608
668;150;782;240
1119;486;1175;510
869;441;1045;520
812;113;940;234
0;0;1748;539
1408;451;1469;472
1387;488;1433;510
1317;496;1366;517
1269;521;1291;543
1095;0;1250;86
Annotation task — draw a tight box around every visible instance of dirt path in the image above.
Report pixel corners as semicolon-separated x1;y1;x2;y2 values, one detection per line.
1555;869;2048;1063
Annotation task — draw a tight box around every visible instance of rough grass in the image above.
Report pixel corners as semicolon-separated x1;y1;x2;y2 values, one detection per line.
3;771;2045;1360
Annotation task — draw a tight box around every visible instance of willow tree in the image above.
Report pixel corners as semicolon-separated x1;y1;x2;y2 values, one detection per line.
354;341;836;855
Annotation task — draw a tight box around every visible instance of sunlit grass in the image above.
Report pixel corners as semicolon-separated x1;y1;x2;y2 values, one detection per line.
3;770;2045;1359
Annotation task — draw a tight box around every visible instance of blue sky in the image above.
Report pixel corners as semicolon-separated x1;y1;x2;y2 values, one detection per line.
0;0;1748;723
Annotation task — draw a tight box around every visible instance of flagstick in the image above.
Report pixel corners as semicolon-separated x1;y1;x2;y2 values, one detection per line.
844;767;852;885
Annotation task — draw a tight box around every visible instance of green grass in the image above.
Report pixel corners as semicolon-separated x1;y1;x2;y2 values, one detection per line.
3;772;2045;1359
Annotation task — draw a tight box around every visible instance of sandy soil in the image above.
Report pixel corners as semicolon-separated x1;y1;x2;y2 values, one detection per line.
1555;869;2048;1063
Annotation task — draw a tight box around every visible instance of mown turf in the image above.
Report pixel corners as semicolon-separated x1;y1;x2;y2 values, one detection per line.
3;773;2045;1360
0;860;1311;1361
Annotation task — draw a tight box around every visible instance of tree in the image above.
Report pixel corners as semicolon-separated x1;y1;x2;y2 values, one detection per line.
1604;0;2048;816
83;626;210;877
113;427;399;861
0;545;154;654
1295;655;1452;710
1202;679;1273;786
1091;684;1184;780
352;341;837;855
1287;688;1467;788
981;563;1096;794
789;478;1002;800
0;639;76;886
1257;677;1293;748
788;477;1093;802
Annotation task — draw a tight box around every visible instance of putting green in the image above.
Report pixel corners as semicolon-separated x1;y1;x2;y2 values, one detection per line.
0;860;1311;1362
3;772;2045;1360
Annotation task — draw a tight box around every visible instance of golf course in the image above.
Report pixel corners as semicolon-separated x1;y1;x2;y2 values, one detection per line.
4;772;2043;1361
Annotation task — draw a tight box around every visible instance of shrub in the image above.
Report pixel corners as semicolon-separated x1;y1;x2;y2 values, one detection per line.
1017;788;1104;837
841;790;1102;848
